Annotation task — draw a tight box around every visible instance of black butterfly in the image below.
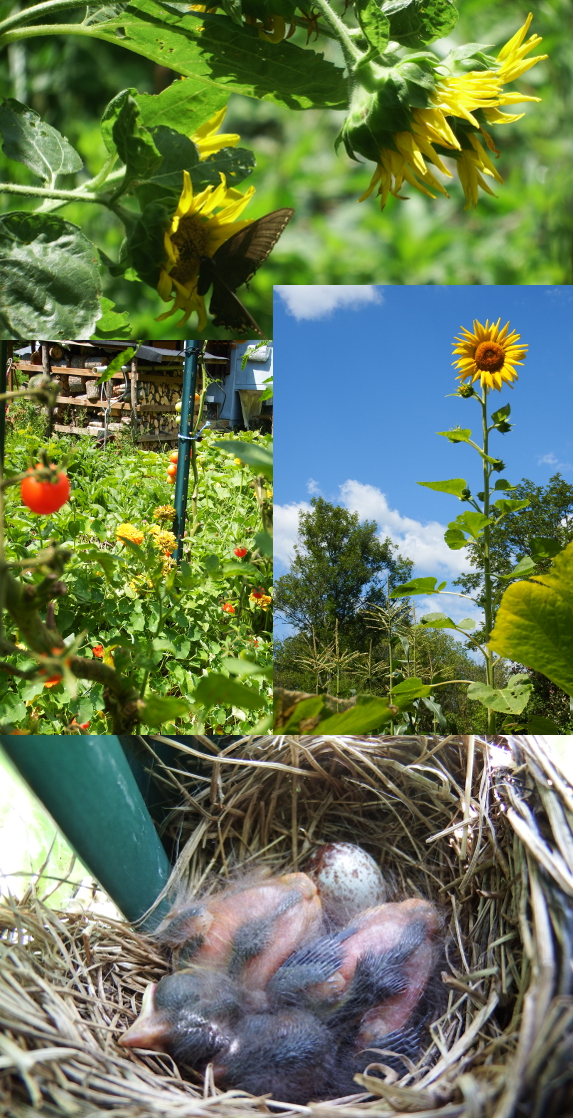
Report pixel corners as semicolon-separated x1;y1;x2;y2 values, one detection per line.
198;208;294;336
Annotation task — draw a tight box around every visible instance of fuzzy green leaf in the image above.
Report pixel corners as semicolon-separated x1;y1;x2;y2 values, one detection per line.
390;576;445;597
467;677;532;715
381;0;457;45
0;98;83;181
418;478;469;499
488;541;573;696
0;212;101;336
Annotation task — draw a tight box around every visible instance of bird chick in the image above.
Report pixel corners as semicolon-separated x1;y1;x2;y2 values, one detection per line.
154;871;323;987
119;967;242;1064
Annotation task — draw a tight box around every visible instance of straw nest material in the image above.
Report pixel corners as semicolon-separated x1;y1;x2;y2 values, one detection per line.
2;735;573;1118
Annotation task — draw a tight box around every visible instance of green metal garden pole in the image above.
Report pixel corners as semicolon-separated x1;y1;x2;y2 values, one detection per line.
0;341;8;468
173;341;199;563
0;735;172;928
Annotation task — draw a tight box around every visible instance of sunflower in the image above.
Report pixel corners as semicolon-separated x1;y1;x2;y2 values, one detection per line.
452;319;528;391
191;107;240;159
156;170;255;328
357;14;546;210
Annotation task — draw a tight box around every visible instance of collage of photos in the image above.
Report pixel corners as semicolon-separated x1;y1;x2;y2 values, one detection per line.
1;0;573;1103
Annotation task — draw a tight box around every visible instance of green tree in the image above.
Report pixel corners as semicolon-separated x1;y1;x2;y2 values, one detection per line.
453;473;573;611
274;497;412;646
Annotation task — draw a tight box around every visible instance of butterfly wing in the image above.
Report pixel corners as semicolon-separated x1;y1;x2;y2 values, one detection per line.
198;208;294;334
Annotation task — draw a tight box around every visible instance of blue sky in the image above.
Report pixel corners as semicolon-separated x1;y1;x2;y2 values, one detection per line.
274;285;573;635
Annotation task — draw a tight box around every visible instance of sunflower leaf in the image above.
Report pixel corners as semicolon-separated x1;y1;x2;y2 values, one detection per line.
389;576;445;598
488;541;573;696
418;478;470;499
438;427;472;443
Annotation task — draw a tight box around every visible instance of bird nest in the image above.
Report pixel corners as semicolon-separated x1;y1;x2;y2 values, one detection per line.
1;735;573;1118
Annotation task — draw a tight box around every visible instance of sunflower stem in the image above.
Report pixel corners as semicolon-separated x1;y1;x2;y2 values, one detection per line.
309;0;362;67
480;390;496;734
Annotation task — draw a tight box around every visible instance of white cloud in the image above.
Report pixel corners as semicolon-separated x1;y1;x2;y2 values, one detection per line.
339;479;470;578
306;478;321;495
537;452;558;465
274;501;310;568
275;285;383;320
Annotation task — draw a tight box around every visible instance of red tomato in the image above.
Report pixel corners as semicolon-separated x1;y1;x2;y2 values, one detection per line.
21;468;70;514
167;463;178;477
169;451;179;463
234;547;248;558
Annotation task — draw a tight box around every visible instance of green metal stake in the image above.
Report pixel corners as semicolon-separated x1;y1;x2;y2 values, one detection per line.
0;735;173;929
0;342;8;469
173;341;199;564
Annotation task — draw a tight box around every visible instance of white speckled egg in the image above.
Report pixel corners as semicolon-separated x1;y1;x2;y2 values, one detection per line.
306;842;387;925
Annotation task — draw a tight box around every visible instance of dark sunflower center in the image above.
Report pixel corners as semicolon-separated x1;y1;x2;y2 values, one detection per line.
474;340;505;372
170;215;210;284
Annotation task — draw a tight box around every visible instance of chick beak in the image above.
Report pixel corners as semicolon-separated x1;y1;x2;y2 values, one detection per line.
119;983;171;1051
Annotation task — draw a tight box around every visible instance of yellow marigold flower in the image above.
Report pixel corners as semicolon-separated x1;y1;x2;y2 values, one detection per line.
153;504;176;521
452;319;528;391
192;107;240;159
156;170;255;328
149;525;177;553
116;523;144;546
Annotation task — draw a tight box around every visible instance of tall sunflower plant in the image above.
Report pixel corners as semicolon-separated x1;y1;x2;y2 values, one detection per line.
390;319;568;736
0;0;547;336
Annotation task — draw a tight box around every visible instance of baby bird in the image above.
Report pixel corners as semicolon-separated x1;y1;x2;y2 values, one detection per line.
120;853;442;1104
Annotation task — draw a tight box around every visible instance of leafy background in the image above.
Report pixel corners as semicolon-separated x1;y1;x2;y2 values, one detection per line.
1;0;571;334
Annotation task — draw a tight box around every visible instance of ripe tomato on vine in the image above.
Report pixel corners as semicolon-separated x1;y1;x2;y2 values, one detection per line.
20;467;70;514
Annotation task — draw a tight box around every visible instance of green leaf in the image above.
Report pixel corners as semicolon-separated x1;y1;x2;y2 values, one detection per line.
499;555;537;580
317;696;396;732
381;0;457;45
135;127;255;208
111;92;162;188
491;403;511;425
421;695;448;730
213;439;272;480
91;0;347;110
254;529;273;555
91;297;131;339
529;536;563;561
438;426;472;444
355;0;390;54
448;511;493;540
390;676;433;702
525;715;563;734
97;348;135;384
444;528;468;550
0;98;83;181
221;656;272;680
127;201;170;289
418;478;470;499
390;576;445;598
467;678;532;715
204;553;220;572
135;79;229;136
493;479;516;491
493;498;530;515
419;612;456;629
193;672;264;709
488;541;573;696
139;694;190;724
219;560;261;577
0;213;101;336
280;695;325;732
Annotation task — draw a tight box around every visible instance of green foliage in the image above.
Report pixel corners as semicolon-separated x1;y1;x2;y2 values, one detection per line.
0;98;83;180
275;496;412;644
489;540;573;696
0;425;272;733
0;211;101;335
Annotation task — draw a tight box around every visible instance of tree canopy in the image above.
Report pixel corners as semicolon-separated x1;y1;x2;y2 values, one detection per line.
274;497;412;645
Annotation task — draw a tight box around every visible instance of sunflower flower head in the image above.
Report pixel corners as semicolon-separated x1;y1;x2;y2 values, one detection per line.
343;14;546;210
452;319;528;391
156;169;255;328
